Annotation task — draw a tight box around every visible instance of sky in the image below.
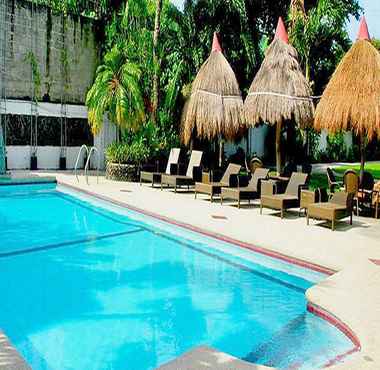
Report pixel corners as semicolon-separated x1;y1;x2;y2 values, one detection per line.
171;0;380;40
348;0;380;40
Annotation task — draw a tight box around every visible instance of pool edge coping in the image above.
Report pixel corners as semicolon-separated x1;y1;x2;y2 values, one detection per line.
58;181;362;369
59;181;336;276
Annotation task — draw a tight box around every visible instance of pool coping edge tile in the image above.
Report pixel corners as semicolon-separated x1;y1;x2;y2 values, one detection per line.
58;181;366;369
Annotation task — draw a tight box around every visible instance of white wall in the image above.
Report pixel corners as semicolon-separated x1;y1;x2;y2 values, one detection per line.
94;117;118;169
6;146;31;169
6;146;84;170
224;125;269;159
6;118;117;170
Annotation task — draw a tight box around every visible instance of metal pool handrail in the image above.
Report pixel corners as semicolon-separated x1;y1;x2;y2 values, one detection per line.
74;145;89;182
85;146;100;185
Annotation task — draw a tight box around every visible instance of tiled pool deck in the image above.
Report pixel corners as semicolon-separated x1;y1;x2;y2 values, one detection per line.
2;171;380;369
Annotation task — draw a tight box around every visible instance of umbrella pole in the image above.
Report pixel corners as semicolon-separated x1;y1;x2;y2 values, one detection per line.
276;119;282;176
360;132;366;183
219;140;224;168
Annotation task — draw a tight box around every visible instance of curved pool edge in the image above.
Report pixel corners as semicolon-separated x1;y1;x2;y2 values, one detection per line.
306;302;360;367
306;259;380;369
59;181;336;276
59;181;369;369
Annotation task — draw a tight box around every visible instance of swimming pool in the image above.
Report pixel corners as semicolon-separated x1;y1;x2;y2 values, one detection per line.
0;183;354;369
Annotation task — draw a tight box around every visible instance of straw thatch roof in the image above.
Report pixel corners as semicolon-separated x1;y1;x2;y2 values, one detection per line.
181;33;245;145
244;20;314;128
314;29;380;140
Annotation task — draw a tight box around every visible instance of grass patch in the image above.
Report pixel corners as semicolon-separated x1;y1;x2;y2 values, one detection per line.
309;173;328;190
333;163;380;179
268;163;380;191
309;163;380;191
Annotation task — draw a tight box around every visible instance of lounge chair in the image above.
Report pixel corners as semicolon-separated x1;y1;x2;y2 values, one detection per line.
194;163;241;202
326;167;343;193
307;191;354;231
260;172;309;218
357;171;375;211
161;150;203;192
140;148;181;186
221;168;270;208
344;170;359;216
373;181;380;219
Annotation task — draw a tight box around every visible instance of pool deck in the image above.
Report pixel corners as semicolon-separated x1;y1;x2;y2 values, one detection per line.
3;171;380;369
0;331;30;370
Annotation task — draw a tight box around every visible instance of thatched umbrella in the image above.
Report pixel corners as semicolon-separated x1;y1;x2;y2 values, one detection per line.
244;17;314;175
315;17;380;180
181;33;245;151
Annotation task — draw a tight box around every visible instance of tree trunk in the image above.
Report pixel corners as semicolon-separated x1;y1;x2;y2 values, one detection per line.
152;0;163;125
276;120;282;176
360;132;366;184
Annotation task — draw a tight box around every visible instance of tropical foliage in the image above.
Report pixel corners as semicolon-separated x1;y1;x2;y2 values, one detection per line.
105;141;150;165
288;0;360;93
86;46;145;134
373;39;380;51
37;0;363;165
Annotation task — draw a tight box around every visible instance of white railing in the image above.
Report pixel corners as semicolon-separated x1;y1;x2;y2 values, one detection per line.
74;144;89;182
84;146;100;185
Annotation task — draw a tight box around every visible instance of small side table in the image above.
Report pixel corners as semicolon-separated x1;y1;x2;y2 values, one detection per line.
268;175;289;194
301;189;318;215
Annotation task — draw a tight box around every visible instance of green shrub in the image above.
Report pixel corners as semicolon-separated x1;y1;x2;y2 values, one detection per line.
313;133;356;163
105;141;150;165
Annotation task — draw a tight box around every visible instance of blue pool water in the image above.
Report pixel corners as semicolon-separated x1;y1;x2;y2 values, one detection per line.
0;184;353;369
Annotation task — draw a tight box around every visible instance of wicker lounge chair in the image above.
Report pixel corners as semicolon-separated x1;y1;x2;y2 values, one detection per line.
221;168;270;208
260;172;309;218
343;170;359;216
326;167;343;193
140;148;181;186
194;163;241;202
373;181;380;219
307;191;354;231
161;150;203;192
357;171;375;212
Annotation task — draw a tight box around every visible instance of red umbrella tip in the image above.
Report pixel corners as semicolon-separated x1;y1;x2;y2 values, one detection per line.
275;17;289;44
357;16;371;41
212;32;222;53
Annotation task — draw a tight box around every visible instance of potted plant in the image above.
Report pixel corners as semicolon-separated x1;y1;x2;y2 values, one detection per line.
105;140;150;182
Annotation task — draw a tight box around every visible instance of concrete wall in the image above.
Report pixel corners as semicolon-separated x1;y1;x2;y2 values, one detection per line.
93;117;118;170
224;126;269;159
6;145;85;169
5;118;117;170
2;0;99;104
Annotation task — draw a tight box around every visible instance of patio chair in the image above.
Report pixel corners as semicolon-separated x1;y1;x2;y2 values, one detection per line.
343;170;359;216
326;167;343;193
194;163;241;202
357;171;375;210
247;157;263;174
161;150;203;192
140;148;181;186
307;191;354;231
372;181;380;219
260;172;309;218
221;168;270;208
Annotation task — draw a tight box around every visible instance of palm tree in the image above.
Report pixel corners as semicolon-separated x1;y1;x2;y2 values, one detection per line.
86;46;145;135
152;0;163;125
288;0;360;84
